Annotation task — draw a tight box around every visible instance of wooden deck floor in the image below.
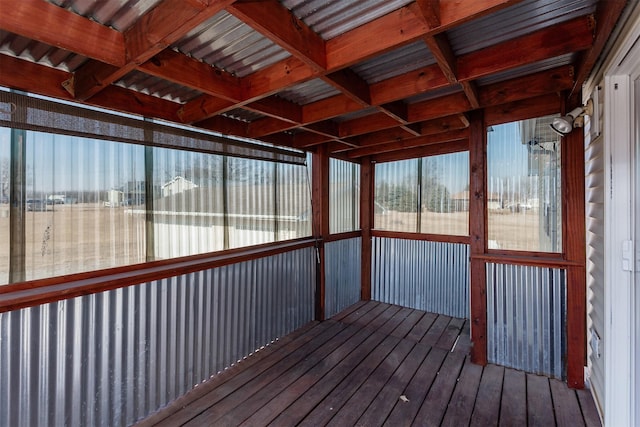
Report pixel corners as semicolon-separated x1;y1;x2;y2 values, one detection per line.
138;301;601;427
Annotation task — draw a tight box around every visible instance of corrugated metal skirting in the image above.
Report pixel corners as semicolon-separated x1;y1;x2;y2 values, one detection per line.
324;237;361;318
0;247;315;427
487;263;567;379
371;237;469;319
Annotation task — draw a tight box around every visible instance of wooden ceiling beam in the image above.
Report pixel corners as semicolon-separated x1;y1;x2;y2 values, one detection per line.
322;69;371;105
461;81;481;109
339;113;402;138
89;86;183;123
326;0;522;70
373;138;469;163
68;0;235;100
302;121;341;139
370;64;449;105
243;57;319;101
347;128;470;158
292;132;334;149
485;93;562;126
227;0;326;70
137;49;242;101
245;96;302;124
479;65;575;106
344;127;417;148
416;0;441;29
196;115;250;137
571;0;627;98
457;15;595;81
178;95;237;123
408;92;472;122
0;0;125;67
302;94;363;123
423;34;457;83
247;117;296;138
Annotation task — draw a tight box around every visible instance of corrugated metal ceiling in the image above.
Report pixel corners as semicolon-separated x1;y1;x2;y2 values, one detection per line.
277;79;342;105
0;30;88;72
46;0;162;31
116;70;203;104
222;108;265;123
406;85;464;104
173;11;291;78
282;0;414;40
447;0;597;55
351;41;436;84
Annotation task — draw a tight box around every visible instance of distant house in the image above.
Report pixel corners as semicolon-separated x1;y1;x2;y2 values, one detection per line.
450;191;502;211
161;176;198;198
105;189;124;207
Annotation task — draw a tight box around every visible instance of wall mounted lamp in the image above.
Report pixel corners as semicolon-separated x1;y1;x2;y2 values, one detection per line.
550;99;593;136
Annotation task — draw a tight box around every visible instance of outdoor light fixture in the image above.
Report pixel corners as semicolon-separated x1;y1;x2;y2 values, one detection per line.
550;99;593;136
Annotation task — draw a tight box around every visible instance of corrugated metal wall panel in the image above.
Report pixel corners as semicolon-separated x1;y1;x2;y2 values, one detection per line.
0;247;315;427
371;237;469;318
584;83;605;409
486;263;566;379
325;237;362;318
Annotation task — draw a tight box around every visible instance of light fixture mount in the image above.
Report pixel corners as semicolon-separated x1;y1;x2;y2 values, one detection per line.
550;99;593;136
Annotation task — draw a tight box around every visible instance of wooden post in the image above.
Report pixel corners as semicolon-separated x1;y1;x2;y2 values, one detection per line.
468;110;487;365
360;157;373;300
563;100;587;389
312;145;330;321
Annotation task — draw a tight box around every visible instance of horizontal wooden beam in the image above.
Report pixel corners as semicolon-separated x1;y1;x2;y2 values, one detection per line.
370;64;449;105
0;0;125;67
348;128;469;158
373;138;469;163
408;92;471;122
196;115;250;137
0;54;72;100
339;113;401;138
178;95;238;123
243;57;319;101
484;93;562;126
457;15;594;81
228;0;326;70
302;94;363;123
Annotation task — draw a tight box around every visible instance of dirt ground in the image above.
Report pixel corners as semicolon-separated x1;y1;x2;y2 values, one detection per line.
0;205;554;285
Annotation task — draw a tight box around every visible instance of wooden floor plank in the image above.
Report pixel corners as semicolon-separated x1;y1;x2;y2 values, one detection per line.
137;320;321;426
405;311;437;342
499;368;527;427
550;378;586;427
330;300;368;321
419;314;451;347
354;342;432;427
298;335;404;426
157;320;345;426
325;339;415;427
411;350;467;427
383;347;449;426
204;323;374;426
435;317;466;351
527;373;556;427
389;309;426;339
440;357;483;427
267;330;390;426
469;364;505;427
576;389;602;427
136;302;603;427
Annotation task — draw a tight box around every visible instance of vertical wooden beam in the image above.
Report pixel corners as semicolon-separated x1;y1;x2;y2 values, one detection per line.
360;157;374;300
312;145;330;320
469;109;487;365
563;99;587;389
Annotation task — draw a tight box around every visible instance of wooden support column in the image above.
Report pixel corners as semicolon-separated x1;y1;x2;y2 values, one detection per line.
469;109;487;365
360;157;374;300
312;145;330;321
563;100;587;389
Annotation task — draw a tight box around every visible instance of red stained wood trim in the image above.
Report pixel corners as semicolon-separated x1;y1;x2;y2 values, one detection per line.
472;254;581;269
457;16;594;82
0;238;316;313
372;138;469;163
246;96;302;124
324;231;362;243
323;69;372;105
461;81;481;109
70;62;134;101
423;34;458;84
371;230;470;245
312;145;330;320
196;115;250;137
484;93;561;126
348;129;469;158
293;132;334;149
563;111;587;389
0;0;125;67
360;158;374;300
571;1;627;98
228;0;326;70
248;117;297;137
90;86;183;123
468;109;487;366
